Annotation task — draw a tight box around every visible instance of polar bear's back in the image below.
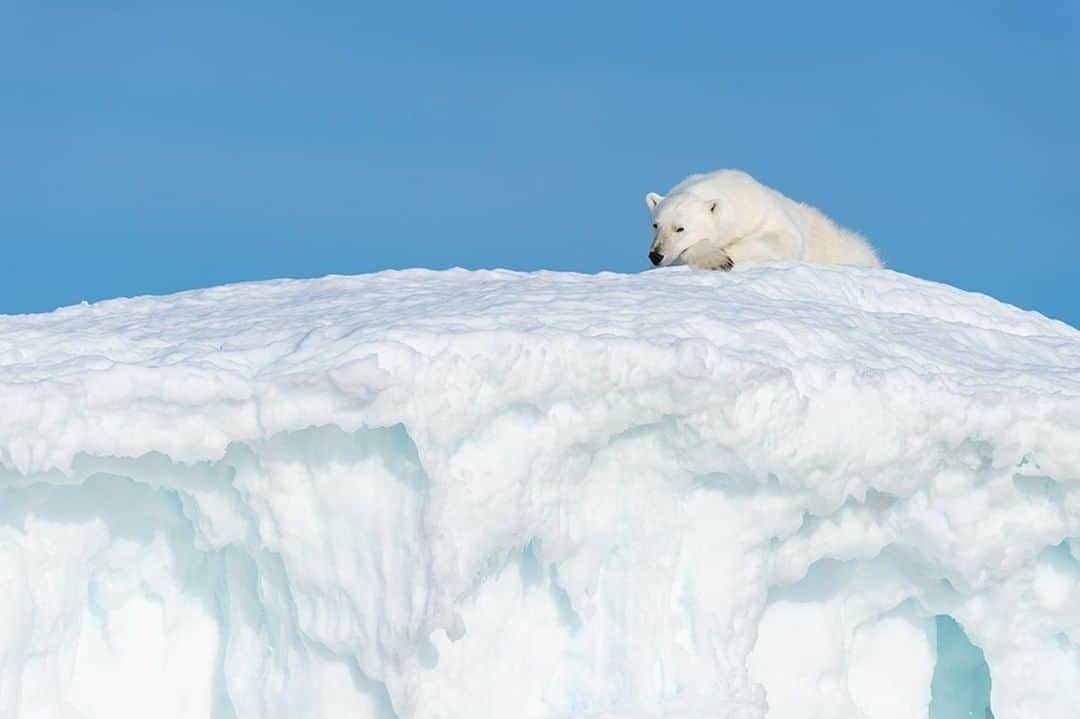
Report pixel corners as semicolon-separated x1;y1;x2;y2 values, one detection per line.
738;171;883;268
793;201;882;268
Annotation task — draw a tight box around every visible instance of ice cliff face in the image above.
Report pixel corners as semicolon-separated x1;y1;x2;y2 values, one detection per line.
1;265;1079;719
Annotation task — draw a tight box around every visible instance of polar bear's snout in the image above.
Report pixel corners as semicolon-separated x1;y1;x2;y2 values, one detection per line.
648;250;664;266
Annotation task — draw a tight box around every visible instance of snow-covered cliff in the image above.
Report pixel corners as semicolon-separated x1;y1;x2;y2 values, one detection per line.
2;265;1079;718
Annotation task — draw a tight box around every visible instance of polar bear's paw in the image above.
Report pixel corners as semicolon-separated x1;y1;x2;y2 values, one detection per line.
710;254;734;271
684;246;734;271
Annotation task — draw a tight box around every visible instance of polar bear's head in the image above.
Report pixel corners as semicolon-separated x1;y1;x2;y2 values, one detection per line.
644;192;729;267
645;171;771;267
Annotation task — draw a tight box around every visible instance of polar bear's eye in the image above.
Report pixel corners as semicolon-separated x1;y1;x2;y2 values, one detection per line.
675;226;685;233
652;223;657;229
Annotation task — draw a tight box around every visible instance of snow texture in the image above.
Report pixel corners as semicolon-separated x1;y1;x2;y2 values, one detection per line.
1;264;1079;718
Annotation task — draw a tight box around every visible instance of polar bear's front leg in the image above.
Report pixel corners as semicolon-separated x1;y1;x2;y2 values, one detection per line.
681;240;734;271
726;232;797;266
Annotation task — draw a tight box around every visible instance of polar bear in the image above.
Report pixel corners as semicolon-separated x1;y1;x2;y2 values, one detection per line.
645;170;882;270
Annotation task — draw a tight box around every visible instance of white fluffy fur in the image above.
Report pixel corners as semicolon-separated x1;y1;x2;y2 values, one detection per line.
645;170;882;270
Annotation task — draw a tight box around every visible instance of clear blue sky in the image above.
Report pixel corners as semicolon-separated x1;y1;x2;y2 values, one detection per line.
4;2;1078;324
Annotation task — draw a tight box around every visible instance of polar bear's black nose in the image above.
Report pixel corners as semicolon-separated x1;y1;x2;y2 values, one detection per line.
648;250;663;266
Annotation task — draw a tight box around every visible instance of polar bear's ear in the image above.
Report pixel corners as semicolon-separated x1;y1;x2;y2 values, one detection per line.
645;192;663;211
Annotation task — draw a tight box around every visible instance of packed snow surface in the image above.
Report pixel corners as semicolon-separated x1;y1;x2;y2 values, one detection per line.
2;265;1080;719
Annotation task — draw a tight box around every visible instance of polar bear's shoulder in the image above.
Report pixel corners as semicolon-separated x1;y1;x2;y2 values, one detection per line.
668;169;762;197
